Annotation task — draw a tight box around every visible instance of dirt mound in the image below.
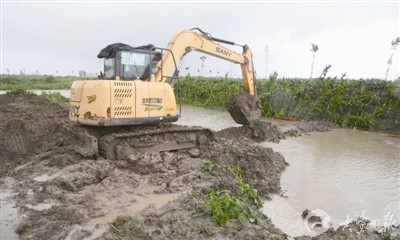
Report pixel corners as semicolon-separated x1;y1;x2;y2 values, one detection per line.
226;92;261;125
100;138;288;240
216;120;284;143
0;92;97;173
0;93;288;239
2;92;394;240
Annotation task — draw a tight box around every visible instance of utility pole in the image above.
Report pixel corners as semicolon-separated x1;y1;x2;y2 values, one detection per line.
200;56;206;77
265;45;269;80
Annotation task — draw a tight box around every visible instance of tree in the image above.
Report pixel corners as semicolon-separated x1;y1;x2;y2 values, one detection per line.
310;43;319;79
385;37;400;80
319;64;331;79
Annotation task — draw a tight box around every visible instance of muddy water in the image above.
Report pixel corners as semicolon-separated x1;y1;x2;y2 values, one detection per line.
261;129;400;236
0;178;19;240
178;105;240;131
65;189;176;240
179;106;400;236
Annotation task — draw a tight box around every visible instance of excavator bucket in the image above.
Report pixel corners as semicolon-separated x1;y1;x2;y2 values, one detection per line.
226;92;261;126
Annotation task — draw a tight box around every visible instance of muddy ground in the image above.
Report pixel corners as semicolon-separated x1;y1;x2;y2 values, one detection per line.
1;92;398;240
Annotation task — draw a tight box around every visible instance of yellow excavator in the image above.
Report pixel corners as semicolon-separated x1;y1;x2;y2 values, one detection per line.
69;28;260;159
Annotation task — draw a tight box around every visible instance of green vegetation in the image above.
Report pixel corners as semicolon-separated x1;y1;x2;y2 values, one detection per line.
178;74;400;131
227;166;263;208
202;163;264;226
201;159;218;172
0;75;94;91
40;92;69;105
178;75;243;108
2;74;398;132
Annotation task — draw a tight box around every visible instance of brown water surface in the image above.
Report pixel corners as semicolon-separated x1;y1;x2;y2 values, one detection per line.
261;129;400;236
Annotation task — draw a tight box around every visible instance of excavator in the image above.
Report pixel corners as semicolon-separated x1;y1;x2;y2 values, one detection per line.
69;28;260;160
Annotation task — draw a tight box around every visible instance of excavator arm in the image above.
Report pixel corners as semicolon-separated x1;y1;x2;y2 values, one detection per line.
149;28;256;96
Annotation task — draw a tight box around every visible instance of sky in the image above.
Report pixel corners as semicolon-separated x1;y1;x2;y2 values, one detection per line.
1;1;399;80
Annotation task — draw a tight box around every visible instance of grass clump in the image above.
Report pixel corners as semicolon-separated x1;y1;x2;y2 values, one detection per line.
202;164;264;226
201;159;218;172
40;92;69;105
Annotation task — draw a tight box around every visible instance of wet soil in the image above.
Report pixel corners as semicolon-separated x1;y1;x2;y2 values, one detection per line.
1;92;398;240
226;92;261;125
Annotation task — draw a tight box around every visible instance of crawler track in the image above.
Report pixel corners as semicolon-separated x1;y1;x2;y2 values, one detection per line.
99;125;213;160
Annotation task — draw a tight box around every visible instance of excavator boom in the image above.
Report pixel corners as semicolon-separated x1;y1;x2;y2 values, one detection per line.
148;28;260;125
150;28;256;96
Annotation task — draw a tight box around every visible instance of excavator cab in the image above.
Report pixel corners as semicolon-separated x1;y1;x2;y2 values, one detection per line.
103;50;162;81
96;43;162;81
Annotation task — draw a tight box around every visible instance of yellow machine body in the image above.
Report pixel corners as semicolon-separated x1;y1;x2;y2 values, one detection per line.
69;80;178;126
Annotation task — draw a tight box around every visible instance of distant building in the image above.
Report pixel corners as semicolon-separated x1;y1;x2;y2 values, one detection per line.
85;72;98;78
78;70;97;78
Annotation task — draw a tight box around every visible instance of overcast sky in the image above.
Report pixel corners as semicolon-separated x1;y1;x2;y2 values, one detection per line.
1;1;399;80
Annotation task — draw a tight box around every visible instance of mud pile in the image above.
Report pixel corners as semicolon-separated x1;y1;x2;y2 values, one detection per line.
0;93;288;239
1;92;397;240
0;93;97;173
216;120;284;143
226;92;261;125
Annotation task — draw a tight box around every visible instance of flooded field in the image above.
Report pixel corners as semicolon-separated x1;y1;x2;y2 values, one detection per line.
1;92;398;239
261;129;400;236
179;106;400;236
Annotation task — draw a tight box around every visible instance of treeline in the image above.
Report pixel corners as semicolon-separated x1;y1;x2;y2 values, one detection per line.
1;74;398;132
0;75;93;91
177;75;400;133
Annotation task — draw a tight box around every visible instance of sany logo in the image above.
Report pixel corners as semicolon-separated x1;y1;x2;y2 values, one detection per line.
216;47;232;57
87;95;96;104
303;209;332;236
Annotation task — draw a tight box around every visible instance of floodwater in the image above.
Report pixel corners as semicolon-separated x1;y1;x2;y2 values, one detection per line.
178;106;400;237
260;129;400;236
1;91;398;238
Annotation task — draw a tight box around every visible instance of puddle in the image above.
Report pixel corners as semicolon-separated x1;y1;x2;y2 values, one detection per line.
65;188;176;240
0;177;19;240
25;202;56;211
33;173;59;182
